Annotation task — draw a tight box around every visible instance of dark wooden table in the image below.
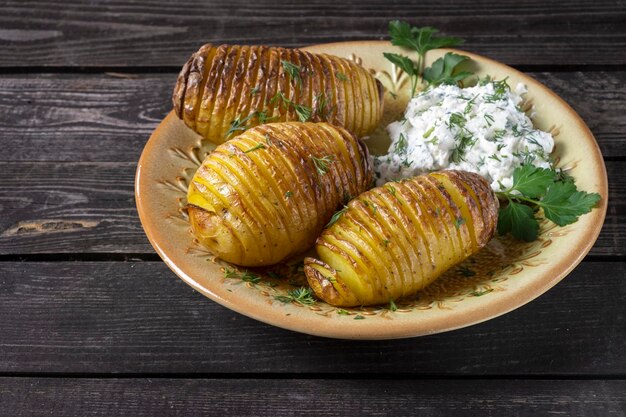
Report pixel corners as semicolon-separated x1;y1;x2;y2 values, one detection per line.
1;1;624;415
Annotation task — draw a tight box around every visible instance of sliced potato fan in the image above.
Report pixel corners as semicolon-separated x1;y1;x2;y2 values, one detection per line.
173;44;384;143
187;122;373;267
304;170;499;307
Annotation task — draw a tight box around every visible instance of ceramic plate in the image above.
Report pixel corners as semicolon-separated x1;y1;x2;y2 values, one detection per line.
135;41;608;339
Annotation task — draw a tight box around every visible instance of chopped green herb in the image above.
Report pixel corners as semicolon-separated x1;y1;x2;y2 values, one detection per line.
326;206;348;227
382;239;390;247
285;190;293;199
315;91;335;120
243;142;266;153
484;114;495;127
337;309;350;315
389;299;398;311
471;288;494;297
225;111;277;138
335;71;348;81
354;315;365;320
270;91;312;122
454;217;465;228
240;270;261;284
274;287;316;306
423;126;435;139
281;60;302;88
395;133;408;154
223;267;239;279
250;86;261;95
311;155;336;176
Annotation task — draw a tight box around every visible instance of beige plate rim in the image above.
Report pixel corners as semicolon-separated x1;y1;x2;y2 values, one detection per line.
135;40;608;339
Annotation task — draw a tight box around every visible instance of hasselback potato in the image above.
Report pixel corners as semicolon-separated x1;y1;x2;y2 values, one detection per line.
173;44;384;143
304;170;498;307
187;122;373;267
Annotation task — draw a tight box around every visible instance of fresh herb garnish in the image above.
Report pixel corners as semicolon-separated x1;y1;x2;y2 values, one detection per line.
315;91;335;120
243;142;266;153
383;20;466;95
225;111;277;138
285;190;293;199
395;133;408;154
274;287;316;306
423;52;473;87
326;206;348;227
223;268;261;284
281;60;302;88
311;155;336;176
335;71;348;81
496;165;600;241
388;299;398;311
270;91;312;122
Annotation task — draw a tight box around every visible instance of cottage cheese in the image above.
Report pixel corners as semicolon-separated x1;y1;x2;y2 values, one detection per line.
373;80;554;191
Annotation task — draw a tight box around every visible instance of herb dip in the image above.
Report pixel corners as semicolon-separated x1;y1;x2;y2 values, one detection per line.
373;80;554;191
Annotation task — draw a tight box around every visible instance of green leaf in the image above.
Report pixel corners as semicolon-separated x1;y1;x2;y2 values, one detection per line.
423;52;471;86
382;52;415;76
539;182;601;226
388;21;463;55
497;201;539;242
510;165;556;198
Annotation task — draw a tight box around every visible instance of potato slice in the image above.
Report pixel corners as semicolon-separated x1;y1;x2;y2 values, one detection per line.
173;44;384;143
304;170;498;307
187;122;372;267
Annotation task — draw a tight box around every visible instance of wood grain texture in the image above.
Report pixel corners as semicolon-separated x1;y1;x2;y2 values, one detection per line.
2;160;619;256
0;261;623;374
0;0;624;67
1;378;624;417
1;71;624;162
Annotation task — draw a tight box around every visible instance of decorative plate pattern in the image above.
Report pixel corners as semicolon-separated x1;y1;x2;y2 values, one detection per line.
136;41;607;339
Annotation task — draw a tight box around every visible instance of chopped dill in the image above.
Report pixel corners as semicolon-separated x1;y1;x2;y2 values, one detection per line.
326;206;348;227
274;287;316;305
311;155;336;176
281;60;302;88
243;142;266;153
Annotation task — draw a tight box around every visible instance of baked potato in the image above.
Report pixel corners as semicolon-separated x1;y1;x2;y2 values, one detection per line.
187;122;373;266
304;170;498;307
173;44;384;143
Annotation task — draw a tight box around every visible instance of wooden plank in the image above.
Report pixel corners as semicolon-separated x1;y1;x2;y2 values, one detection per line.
1;378;625;416
0;0;624;67
0;261;623;374
2;160;620;256
1;71;624;162
0;74;172;163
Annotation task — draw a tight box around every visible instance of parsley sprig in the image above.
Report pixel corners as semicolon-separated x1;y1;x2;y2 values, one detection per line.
383;20;468;95
496;165;600;241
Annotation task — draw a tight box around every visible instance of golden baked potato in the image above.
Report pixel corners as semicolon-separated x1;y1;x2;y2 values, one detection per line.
304;170;498;307
187;122;373;266
173;44;384;143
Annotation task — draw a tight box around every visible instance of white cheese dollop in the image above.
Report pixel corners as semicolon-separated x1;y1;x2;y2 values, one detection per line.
373;80;554;191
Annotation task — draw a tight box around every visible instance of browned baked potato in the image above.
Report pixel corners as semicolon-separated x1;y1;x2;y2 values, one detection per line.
187;122;373;266
304;170;499;307
173;44;384;143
